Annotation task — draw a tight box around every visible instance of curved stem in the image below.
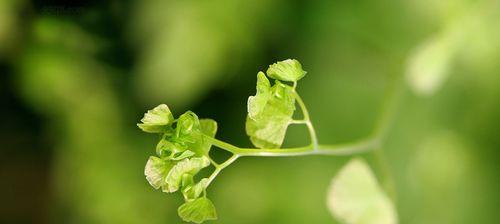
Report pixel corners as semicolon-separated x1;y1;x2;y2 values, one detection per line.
202;79;401;158
293;91;319;151
206;154;239;186
201;78;402;190
204;135;380;157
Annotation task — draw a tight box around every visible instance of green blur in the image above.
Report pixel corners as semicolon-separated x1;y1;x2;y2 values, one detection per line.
1;0;499;223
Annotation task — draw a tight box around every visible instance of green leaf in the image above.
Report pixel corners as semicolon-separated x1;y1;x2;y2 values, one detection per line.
183;178;209;200
174;111;207;156
266;59;307;82
406;33;457;96
138;104;174;133
164;156;210;193
199;119;218;153
246;81;295;148
176;111;201;139
172;150;196;160
247;72;272;119
200;119;217;137
144;156;173;189
327;158;398;224
156;139;187;157
178;197;217;224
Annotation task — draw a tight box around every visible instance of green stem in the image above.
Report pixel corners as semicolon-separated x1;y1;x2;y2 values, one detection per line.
204;135;380;157
202;78;401;189
202;79;400;157
293;91;319;151
206;154;239;186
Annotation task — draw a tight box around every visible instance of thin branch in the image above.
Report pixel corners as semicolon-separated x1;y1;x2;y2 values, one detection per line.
293;91;319;151
206;155;239;186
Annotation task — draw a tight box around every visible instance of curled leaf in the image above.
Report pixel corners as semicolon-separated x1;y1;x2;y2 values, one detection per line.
176;111;201;138
327;158;397;224
138;104;174;133
144;156;173;189
178;197;217;224
266;59;307;82
172;150;196;161
247;72;272;119
164;112;215;156
164;156;211;193
156;139;186;157
183;178;209;200
246;81;295;148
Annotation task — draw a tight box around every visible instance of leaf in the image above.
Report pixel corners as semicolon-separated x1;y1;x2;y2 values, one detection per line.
156;139;187;157
246;81;295;148
183;178;209;200
176;111;201;139
138;104;174;133
153;112;218;158
327;158;397;224
200;119;217;137
266;59;307;82
174;111;207;156
172;150;196;161
247;72;272;119
199;119;218;154
178;197;217;224
144;156;173;189
406;34;456;96
164;156;210;193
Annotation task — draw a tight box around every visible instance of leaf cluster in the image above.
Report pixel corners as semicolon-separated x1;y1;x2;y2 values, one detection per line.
246;59;306;148
139;105;218;223
139;59;371;224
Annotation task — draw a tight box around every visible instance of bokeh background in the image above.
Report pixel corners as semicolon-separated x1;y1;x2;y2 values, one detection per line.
1;0;500;223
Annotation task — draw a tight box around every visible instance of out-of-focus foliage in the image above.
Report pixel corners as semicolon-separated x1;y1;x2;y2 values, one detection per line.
16;17;173;223
327;158;397;224
1;0;500;223
0;0;25;58
128;0;278;108
406;0;500;96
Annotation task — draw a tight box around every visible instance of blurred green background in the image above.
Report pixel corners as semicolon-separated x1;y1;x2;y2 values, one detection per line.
1;0;499;223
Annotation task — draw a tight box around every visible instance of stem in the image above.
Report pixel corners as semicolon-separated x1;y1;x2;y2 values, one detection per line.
208;157;220;167
206;154;239;186
202;79;401;158
289;119;308;124
293;91;319;151
204;135;380;157
201;78;402;189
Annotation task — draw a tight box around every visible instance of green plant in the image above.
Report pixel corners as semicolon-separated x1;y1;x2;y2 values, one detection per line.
138;59;399;223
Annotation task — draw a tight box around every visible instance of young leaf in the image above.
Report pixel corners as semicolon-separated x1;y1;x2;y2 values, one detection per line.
167;112;217;156
266;59;307;82
199;118;217;153
200;119;217;137
178;197;217;224
183;178;209;200
247;72;272;119
156;139;187;157
144;156;174;189
171;150;196;160
246;81;295;148
164;156;210;193
176;111;201;139
138;104;174;133
327;158;397;224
